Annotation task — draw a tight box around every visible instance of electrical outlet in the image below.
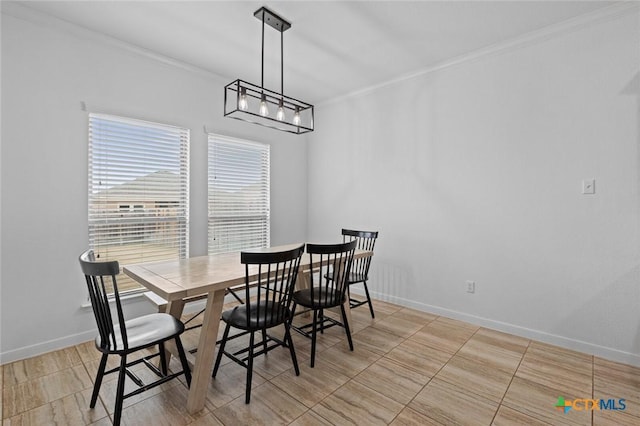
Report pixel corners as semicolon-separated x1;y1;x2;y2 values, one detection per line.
466;280;475;294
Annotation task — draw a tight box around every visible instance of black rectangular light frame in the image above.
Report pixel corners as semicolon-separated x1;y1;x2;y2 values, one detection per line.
224;79;314;135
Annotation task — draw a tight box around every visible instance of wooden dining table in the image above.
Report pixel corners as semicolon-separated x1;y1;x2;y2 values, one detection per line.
123;243;373;414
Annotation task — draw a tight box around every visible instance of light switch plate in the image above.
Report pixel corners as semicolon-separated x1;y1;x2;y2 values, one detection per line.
582;178;595;194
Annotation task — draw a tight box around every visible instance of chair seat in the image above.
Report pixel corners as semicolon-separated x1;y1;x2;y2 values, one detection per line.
293;287;344;308
222;301;291;331
95;313;185;354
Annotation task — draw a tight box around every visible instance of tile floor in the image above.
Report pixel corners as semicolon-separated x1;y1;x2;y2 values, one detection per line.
2;298;639;425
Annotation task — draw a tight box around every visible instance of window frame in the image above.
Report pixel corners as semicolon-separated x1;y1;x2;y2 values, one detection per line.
207;133;270;254
88;113;190;295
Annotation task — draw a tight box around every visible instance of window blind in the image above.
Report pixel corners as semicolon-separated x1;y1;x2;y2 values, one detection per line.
89;113;189;293
208;134;270;254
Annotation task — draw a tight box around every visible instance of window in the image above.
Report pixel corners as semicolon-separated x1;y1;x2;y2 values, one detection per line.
89;114;189;293
208;134;270;254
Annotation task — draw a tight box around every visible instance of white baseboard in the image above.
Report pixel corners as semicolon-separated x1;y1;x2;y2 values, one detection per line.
370;290;640;368
0;330;97;365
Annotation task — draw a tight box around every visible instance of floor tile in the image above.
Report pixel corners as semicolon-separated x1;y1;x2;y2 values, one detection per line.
368;299;403;316
312;380;404;425
385;339;452;377
432;316;479;332
213;382;307;425
389;308;438;325
316;343;381;378
4;298;640;426
434;355;513;403
289;318;342;360
593;410;640;426
75;342;103;364
456;334;525;375
491;405;551;426
2;365;93;418
474;327;530;353
288;410;334;426
370;315;424;339
251;345;304;380
119;384;197;426
270;358;350;407
2;388;108;425
408;377;499;426
205;358;267;410
593;357;640;419
96;363;182;415
353;356;430;405
352;326;405;355
389;407;443;425
502;376;591;425
408;319;477;354
187;412;225;425
3;348;82;386
516;343;593;396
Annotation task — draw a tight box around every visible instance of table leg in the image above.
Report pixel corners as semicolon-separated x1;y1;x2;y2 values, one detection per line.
163;299;186;366
186;288;225;414
341;292;353;334
297;267;311;318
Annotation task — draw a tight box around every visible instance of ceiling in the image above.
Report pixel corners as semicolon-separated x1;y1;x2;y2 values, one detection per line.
6;1;616;104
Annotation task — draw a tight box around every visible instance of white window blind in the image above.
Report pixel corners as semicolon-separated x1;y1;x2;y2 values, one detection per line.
208;134;270;254
89;113;189;293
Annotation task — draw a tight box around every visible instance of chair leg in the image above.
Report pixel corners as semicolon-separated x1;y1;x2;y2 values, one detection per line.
284;321;300;376
340;304;354;351
212;322;231;378
290;302;297;327
362;281;375;318
159;341;168;375
262;329;268;354
319;309;324;334
113;355;127;426
310;309;318;368
246;331;255;404
90;353;108;408
227;288;245;304
175;336;191;387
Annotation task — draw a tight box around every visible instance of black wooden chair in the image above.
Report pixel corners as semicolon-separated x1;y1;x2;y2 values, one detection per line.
340;229;379;318
79;250;191;426
212;244;305;403
291;240;357;367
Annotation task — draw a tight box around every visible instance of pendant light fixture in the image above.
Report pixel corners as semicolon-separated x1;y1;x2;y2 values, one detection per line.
224;7;314;134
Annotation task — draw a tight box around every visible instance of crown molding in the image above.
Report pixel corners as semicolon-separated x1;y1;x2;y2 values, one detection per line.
319;1;640;108
1;1;227;82
2;1;637;107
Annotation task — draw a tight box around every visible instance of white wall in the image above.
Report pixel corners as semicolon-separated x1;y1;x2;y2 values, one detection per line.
308;9;640;365
0;10;307;363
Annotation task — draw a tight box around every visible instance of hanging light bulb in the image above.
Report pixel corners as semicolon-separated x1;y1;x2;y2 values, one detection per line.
259;94;269;117
223;7;314;134
292;107;301;126
238;87;248;111
276;99;286;121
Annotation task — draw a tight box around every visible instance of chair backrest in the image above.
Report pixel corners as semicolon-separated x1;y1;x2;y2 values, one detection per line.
79;250;128;351
342;229;378;281
306;240;357;308
240;244;305;328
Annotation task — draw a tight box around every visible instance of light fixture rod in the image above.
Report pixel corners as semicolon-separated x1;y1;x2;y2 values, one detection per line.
225;8;312;134
261;8;265;90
